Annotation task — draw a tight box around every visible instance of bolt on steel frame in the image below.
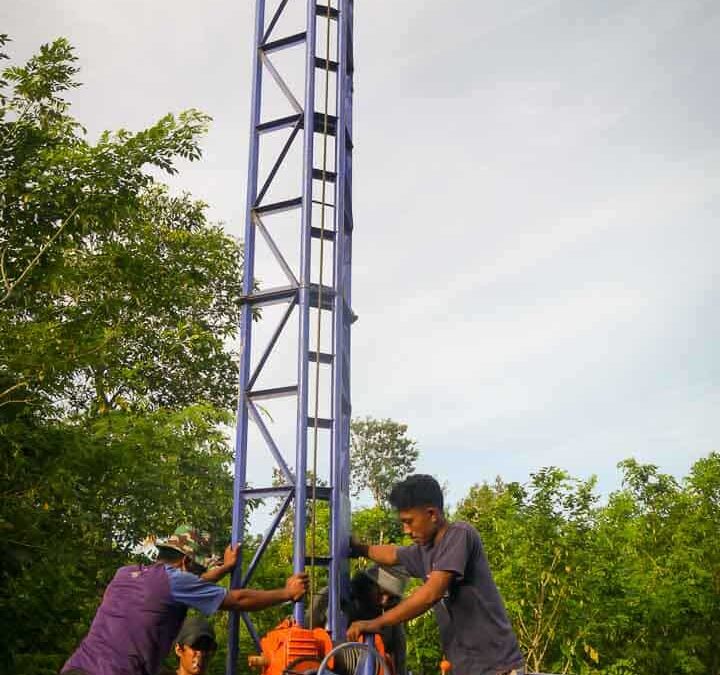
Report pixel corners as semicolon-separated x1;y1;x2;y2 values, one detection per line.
228;0;355;671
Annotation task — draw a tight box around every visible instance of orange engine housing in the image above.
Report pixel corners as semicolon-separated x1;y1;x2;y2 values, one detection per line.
248;619;392;675
249;619;334;675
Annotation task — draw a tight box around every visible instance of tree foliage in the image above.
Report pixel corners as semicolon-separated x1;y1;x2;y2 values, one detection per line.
350;417;418;506
0;36;242;416
0;36;242;672
453;456;720;675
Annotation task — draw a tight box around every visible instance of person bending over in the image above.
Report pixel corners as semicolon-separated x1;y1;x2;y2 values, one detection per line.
62;525;307;675
347;476;524;675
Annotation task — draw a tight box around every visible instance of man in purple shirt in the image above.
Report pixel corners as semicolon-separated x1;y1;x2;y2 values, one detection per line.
62;525;308;675
347;476;524;675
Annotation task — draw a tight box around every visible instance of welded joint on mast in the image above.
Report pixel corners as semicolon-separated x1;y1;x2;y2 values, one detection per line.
261;31;307;54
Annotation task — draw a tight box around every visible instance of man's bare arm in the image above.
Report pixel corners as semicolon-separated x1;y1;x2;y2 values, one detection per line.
201;564;233;584
200;544;238;583
220;587;291;611
377;570;452;625
220;572;308;612
351;538;399;566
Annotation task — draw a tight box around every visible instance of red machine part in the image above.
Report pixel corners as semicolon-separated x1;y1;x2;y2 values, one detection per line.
248;619;391;675
248;619;334;675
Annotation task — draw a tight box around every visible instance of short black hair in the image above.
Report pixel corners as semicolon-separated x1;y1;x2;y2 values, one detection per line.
389;474;443;511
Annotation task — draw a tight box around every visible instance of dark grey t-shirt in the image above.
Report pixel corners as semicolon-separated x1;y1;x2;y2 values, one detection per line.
396;522;522;675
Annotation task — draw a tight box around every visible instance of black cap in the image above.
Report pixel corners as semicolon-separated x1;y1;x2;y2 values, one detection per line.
176;617;217;648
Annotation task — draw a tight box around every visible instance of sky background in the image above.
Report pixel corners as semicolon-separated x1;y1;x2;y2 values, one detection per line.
4;0;719;511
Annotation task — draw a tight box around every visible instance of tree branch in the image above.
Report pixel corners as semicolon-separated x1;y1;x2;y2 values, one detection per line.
0;380;29;407
0;246;10;293
0;397;31;408
0;203;80;305
6;537;46;550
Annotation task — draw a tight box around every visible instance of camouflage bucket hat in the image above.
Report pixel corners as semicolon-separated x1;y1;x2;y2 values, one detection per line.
156;525;214;571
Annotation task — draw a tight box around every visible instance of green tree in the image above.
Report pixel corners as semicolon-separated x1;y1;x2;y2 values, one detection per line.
455;470;599;674
350;417;418;506
351;505;403;546
453;457;720;675
579;457;720;675
0;36;244;672
0;36;241;415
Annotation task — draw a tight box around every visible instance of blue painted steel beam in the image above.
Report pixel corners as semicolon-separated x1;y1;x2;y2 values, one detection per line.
241;492;294;587
228;0;265;670
329;0;355;640
291;0;319;624
247;299;296;388
262;0;291;44
257;114;302;134
262;32;307;53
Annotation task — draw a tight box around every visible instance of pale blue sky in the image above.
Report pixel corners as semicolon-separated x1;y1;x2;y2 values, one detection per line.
3;0;718;511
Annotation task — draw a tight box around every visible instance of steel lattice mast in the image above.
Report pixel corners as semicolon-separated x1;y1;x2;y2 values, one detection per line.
228;0;354;671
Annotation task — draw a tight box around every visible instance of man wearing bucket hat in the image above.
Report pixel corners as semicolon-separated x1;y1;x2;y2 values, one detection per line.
154;525;223;579
62;525;308;675
308;564;409;675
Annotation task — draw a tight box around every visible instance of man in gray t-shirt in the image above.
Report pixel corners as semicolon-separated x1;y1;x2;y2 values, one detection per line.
348;475;523;675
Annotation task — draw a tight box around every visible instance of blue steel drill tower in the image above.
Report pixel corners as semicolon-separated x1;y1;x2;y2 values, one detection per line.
228;0;355;671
